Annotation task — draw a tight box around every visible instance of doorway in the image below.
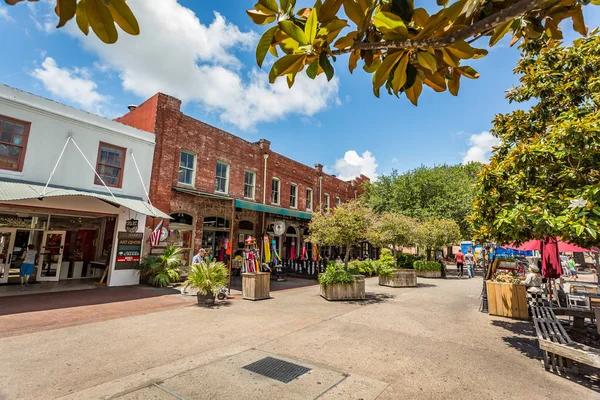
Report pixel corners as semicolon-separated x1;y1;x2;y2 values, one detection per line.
37;231;66;282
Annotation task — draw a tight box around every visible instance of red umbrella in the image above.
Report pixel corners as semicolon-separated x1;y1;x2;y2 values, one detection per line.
508;238;595;253
541;237;562;279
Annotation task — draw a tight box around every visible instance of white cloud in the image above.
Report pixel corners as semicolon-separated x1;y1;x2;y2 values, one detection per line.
27;0;55;33
30;57;108;114
462;131;499;164
70;0;339;131
0;4;13;22
330;150;378;181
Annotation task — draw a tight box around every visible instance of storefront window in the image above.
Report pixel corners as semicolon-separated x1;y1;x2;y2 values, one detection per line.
167;212;194;266
0;212;48;229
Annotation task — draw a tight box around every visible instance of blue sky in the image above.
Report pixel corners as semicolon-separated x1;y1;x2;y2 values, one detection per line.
1;0;599;181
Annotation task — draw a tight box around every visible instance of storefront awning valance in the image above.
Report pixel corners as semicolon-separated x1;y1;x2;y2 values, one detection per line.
0;180;170;219
234;199;312;220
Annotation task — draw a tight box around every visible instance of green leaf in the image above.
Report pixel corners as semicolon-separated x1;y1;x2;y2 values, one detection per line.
256;26;278;68
306;59;319;79
373;51;404;91
56;0;77;28
247;10;277;25
456;65;479;79
447;41;476;59
436;0;449;6
373;11;408;39
75;0;89;35
489;20;512;47
269;54;307;83
278;20;309;45
319;0;343;23
416;51;437;73
403;63;417;91
86;0;118;44
305;7;318;42
405;77;422;105
391;53;409;95
343;0;364;26
390;0;414;23
107;0;140;35
258;0;279;13
319;53;335;81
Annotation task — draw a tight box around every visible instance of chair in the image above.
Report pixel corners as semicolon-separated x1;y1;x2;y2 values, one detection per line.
567;293;591;310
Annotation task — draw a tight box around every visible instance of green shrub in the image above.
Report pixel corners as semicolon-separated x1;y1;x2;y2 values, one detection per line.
397;253;422;269
137;245;183;288
319;264;358;287
413;260;441;272
185;260;228;295
379;248;395;268
348;259;377;276
376;262;395;278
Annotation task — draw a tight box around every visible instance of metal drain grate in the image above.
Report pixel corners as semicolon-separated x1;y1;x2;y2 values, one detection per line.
242;357;311;383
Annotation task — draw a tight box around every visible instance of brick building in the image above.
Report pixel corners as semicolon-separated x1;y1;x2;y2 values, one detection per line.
116;93;371;268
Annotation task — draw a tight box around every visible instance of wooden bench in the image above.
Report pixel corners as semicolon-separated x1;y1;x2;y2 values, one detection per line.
531;305;600;373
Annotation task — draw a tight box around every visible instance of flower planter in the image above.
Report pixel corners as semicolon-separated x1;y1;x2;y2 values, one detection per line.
320;275;365;301
486;281;528;320
242;272;270;301
415;270;442;278
196;292;215;307
379;269;417;287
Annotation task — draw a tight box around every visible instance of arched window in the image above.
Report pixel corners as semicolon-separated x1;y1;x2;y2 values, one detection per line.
168;212;194;266
239;220;254;231
203;216;229;229
286;225;297;235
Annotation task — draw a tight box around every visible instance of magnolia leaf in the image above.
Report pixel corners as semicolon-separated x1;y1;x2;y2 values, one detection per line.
269;54;306;83
440;48;459;67
545;18;563;40
334;31;357;49
472;48;488;59
279;20;309;45
279;37;300;54
319;0;343;23
287;72;296;88
268;44;279;57
373;51;403;91
416;51;437;73
437;0;449;6
258;0;279;14
306;59;319;79
281;0;294;13
256;26;278;68
373;11;408;39
349;49;360;73
107;0;140;35
412;8;429;27
489;20;512;46
305;7;318;42
246;10;277;25
296;7;312;18
447;69;460;96
319;53;335;81
86;0;118;44
56;0;76;28
324;18;348;41
391;53;409;95
457;65;479;79
343;0;364;26
405;77;423;105
447;40;475;59
572;8;588;36
403;63;417;91
423;72;446;92
443;0;467;21
75;0;89;35
390;0;414;23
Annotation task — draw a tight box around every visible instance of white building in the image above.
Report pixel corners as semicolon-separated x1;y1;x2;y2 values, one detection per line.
0;85;168;287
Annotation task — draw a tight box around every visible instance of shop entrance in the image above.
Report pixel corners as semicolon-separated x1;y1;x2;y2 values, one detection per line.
37;231;66;281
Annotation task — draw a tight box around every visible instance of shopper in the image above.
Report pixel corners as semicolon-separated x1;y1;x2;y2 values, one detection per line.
335;256;343;264
568;256;578;281
20;244;37;288
192;248;206;265
438;256;446;278
455;249;465;277
465;248;475;278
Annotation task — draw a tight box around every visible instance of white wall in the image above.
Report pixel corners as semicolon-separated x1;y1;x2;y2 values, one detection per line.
107;207;146;287
0;85;155;201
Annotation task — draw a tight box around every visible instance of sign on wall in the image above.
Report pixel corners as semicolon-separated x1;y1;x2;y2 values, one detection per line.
125;218;139;233
115;232;143;270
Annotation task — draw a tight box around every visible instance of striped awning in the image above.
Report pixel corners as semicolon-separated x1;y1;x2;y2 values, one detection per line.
234;199;312;220
0;179;170;219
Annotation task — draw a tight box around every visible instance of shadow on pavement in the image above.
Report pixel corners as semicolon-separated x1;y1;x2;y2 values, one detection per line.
344;292;396;306
417;283;437;288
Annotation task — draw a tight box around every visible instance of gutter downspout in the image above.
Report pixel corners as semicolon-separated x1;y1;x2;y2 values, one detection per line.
319;176;323;212
262;153;269;263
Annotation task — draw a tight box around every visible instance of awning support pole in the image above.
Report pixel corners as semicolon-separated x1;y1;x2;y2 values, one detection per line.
130;150;157;217
40;134;72;198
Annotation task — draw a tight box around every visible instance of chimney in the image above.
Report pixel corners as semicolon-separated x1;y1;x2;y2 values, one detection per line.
127;104;138;112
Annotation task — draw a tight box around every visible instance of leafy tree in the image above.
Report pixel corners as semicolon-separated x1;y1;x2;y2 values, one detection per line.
137;245;183;288
471;33;600;249
309;199;373;268
367;212;417;267
363;163;480;238
415;218;461;260
4;0;140;43
247;0;597;104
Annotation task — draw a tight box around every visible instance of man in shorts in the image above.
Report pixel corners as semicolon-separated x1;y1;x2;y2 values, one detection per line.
20;244;37;288
455;249;465;277
568;256;578;281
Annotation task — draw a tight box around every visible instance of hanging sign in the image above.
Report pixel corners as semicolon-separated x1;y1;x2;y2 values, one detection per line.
273;220;286;236
115;232;143;270
125;218;139;233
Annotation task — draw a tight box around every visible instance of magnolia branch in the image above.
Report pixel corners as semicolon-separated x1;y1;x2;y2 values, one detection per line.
330;0;545;55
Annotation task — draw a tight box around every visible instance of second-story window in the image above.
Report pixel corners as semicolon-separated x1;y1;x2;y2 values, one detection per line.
215;161;229;193
178;151;196;186
244;171;255;199
0;115;30;172
95;142;126;188
271;178;280;205
324;193;330;212
336;197;341;207
290;184;297;208
306;188;313;211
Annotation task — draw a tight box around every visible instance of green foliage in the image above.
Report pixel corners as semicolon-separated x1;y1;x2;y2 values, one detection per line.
246;0;597;104
349;259;378;277
415;219;462;254
397;253;422;269
471;33;600;249
413;260;442;272
363;163;480;238
309;200;373;268
137;245;183;288
185;260;228;296
319;263;357;287
378;248;395;268
376;262;395;278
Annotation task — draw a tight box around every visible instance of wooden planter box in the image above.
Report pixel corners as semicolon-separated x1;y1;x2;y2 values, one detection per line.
379;269;417;287
320;275;365;301
242;272;270;301
415;270;442;278
486;281;528;320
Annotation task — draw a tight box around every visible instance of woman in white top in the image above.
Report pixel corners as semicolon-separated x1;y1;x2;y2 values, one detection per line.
20;244;37;287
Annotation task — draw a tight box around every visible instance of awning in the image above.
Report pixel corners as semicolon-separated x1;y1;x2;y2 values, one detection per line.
234;199;312;220
0;180;170;219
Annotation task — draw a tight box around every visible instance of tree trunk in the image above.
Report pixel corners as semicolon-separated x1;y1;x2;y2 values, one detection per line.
427;248;432;261
344;243;351;270
392;246;398;268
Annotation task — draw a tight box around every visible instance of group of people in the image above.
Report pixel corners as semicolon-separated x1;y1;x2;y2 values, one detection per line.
454;248;476;278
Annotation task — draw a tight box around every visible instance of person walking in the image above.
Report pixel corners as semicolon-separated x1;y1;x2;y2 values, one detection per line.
438;255;446;278
568;256;578;281
465;248;475;278
192;248;206;265
455;249;465;277
20;244;37;288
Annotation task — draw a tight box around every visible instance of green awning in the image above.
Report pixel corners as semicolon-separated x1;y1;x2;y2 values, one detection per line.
234;199;312;220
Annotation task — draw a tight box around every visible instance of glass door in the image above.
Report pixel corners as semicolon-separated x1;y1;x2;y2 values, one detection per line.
37;231;66;282
0;229;16;284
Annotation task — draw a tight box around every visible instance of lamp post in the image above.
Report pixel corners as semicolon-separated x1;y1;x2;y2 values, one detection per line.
479;243;494;313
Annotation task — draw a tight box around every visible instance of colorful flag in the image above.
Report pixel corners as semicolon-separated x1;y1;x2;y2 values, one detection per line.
150;219;163;247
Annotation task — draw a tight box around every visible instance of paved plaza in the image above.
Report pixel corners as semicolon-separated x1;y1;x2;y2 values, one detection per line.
0;274;598;400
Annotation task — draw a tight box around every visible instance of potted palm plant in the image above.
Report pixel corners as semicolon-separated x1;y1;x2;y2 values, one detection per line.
137;245;183;287
185;260;228;307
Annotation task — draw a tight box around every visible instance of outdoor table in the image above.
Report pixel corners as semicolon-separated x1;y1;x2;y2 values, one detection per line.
552;307;595;333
